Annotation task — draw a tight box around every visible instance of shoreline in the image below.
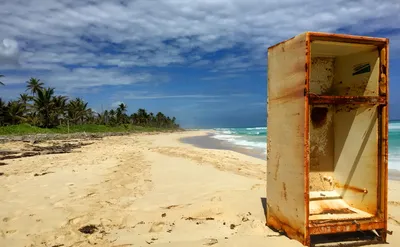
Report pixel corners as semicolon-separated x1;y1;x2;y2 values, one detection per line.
180;133;266;160
180;131;400;181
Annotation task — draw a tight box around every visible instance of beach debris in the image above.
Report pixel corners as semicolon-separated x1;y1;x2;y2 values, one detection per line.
31;142;93;153
0;150;19;155
0;142;94;161
0;172;4;176
389;216;400;226
78;224;98;234
34;171;54;177
161;213;166;217
146;238;158;245
51;244;64;247
184;216;214;221
204;238;218;246
0;162;8;166
242;216;249;222
230;224;236;229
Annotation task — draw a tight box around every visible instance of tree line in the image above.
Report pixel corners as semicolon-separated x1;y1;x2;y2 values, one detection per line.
0;76;180;129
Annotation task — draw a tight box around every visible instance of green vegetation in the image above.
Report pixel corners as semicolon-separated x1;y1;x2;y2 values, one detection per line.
0;77;180;135
0;124;172;136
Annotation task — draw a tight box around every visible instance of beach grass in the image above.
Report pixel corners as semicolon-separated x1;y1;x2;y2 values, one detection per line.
0;123;179;136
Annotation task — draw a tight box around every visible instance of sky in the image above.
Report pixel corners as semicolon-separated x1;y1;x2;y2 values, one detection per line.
0;0;400;128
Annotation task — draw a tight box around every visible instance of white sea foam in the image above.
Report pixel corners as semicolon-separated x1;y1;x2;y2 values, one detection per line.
246;127;267;130
212;125;400;170
389;123;400;130
212;129;266;150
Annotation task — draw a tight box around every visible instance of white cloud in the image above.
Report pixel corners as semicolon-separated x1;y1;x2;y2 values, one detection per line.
0;39;20;66
115;91;252;100
119;92;220;100
0;68;155;94
0;0;399;91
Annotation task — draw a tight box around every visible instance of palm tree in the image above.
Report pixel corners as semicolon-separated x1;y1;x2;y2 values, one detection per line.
118;103;127;114
116;103;128;124
137;108;148;126
109;109;117;126
149;112;155;126
67;98;89;125
33;87;55;127
26;78;44;96
0;98;7;125
0;74;4;86
7;100;26;125
130;113;138;125
52;95;68;125
18;93;32;105
156;112;166;127
99;110;109;125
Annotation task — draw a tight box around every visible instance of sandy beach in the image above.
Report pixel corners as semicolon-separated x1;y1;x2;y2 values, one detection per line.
1;131;400;247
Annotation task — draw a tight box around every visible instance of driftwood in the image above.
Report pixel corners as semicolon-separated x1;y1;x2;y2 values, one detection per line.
0;142;94;161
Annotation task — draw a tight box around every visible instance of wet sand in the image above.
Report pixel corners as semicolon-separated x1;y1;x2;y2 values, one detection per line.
180;133;266;160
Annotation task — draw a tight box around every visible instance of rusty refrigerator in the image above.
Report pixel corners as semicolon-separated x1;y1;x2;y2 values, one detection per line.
266;32;389;246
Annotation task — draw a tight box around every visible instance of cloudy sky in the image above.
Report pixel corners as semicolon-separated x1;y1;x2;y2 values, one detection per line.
1;0;400;128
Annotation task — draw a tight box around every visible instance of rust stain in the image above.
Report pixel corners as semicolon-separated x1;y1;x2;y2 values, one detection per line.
267;213;306;245
308;31;388;47
380;40;389;239
309;220;385;235
335;104;359;113
274;154;280;181
380;47;387;96
310;208;354;216
304;32;311;247
282;182;287;201
334;182;368;194
308;95;386;105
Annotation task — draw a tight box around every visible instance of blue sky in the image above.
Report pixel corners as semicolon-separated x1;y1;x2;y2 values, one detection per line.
0;0;399;128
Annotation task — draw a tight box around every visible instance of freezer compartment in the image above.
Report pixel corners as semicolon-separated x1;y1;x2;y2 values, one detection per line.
309;41;380;97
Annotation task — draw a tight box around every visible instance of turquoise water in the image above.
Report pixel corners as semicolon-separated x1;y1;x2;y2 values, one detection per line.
212;121;400;170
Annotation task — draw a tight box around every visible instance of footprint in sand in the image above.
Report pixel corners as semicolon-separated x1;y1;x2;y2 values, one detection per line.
251;184;263;190
67;215;86;225
149;222;165;233
210;196;222;202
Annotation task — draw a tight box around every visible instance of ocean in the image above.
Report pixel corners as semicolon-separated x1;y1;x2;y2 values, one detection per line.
211;121;400;171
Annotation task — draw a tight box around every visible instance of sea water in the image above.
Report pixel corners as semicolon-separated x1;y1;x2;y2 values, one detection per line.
212;121;400;171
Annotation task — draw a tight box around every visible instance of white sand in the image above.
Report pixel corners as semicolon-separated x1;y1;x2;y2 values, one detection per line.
0;131;399;246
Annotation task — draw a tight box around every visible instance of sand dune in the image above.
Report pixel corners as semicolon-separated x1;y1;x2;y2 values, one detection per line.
1;131;400;246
